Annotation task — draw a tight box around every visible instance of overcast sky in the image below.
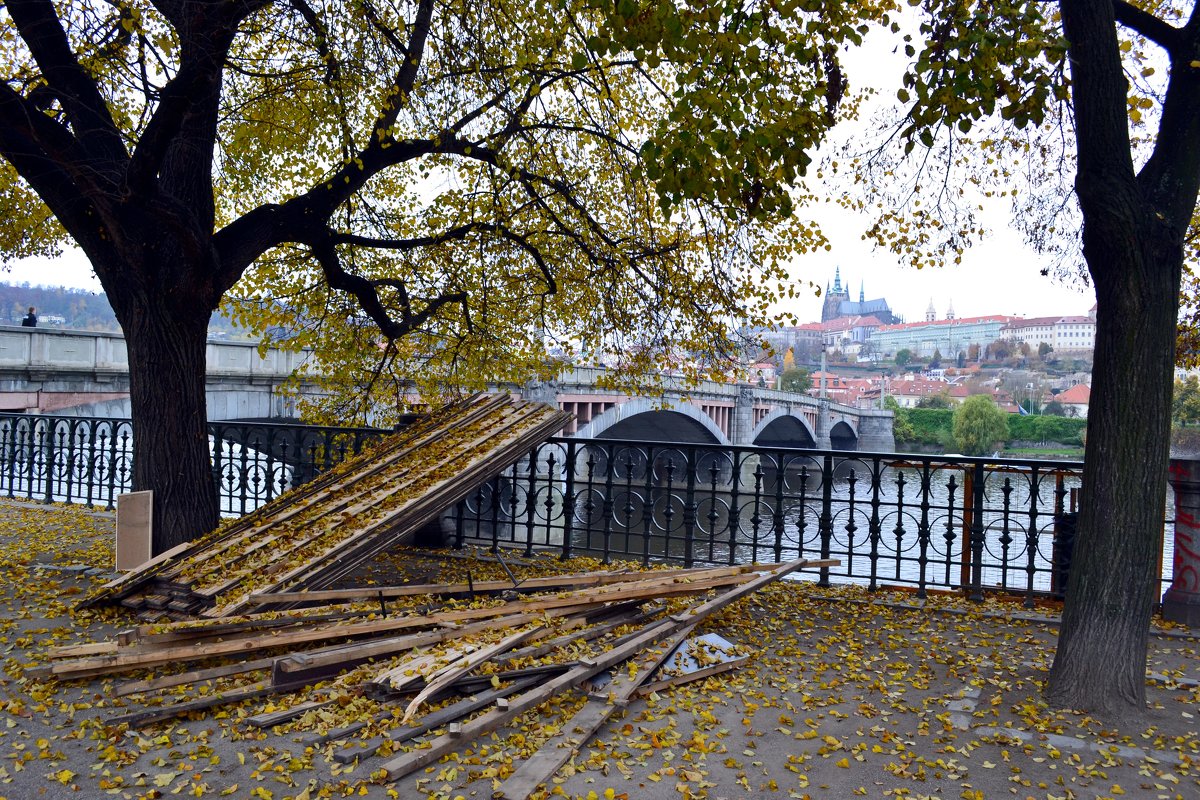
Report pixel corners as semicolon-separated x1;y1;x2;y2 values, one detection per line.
783;202;1095;325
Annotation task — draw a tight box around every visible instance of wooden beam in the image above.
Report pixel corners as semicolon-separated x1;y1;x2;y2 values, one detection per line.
377;556;823;779
496;624;697;800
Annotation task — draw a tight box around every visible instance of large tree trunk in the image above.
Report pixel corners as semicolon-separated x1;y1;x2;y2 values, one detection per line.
1045;228;1180;717
1044;0;1198;719
121;299;220;554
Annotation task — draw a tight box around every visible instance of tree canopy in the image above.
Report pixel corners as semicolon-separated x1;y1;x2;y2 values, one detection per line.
0;0;899;546
851;0;1200;718
951;394;1007;456
0;0;907;423
778;366;812;393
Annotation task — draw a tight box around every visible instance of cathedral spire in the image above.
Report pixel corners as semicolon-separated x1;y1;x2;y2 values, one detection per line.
859;281;865;303
833;267;842;294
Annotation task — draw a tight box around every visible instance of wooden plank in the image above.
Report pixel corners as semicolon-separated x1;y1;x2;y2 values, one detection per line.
107;682;273;728
216;405;571;612
245;562;776;607
378;557;822;779
114;657;276;698
48;569;758;680
165;394;504;581
330;675;543;764
115;491;153;571
496;624;697;800
397;625;542;723
84;394;497;607
247;698;336;729
244;570;637;606
198;402;569;611
636;655;749;696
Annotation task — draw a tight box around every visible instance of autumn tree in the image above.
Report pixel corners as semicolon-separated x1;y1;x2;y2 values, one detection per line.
951;394;1007;456
1174;376;1200;427
779;367;812;393
0;0;898;551
845;0;1200;716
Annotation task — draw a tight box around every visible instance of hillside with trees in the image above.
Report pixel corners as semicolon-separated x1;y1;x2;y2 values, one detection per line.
0;282;245;335
0;282;117;329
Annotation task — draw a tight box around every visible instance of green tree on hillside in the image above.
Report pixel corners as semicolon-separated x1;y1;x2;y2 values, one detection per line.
1173;377;1200;427
895;348;913;368
779;368;812;393
915;391;952;409
884;395;917;445
952;395;1008;456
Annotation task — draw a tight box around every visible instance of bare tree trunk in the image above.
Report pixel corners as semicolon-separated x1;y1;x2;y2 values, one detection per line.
1045;0;1195;718
122;300;219;554
1046;230;1179;717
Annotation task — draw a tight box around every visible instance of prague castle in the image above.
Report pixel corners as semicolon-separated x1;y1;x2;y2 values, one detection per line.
820;267;901;324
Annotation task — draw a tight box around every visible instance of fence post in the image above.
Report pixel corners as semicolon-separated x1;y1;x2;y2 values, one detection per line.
41;420;55;504
818;453;834;587
682;449;697;568
968;462;986;601
561;440;576;561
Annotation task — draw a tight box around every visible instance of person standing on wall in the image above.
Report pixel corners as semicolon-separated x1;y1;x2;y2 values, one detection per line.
21;307;36;327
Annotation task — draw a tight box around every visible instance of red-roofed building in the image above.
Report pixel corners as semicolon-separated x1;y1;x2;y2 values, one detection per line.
1055;383;1091;417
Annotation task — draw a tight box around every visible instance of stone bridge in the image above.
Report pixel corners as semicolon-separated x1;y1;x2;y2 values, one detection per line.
0;328;893;450
523;366;893;451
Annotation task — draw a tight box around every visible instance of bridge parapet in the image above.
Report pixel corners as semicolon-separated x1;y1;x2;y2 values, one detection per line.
0;326;315;417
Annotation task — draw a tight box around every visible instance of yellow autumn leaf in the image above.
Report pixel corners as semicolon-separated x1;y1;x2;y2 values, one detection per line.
836;757;850;768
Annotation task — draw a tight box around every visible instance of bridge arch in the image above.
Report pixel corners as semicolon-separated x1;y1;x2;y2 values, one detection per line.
830;419;859;451
573;398;731;445
749;409;817;448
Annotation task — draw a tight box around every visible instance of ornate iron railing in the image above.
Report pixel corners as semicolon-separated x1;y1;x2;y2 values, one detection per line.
452;437;1172;603
0;413;386;516
0;413;1170;601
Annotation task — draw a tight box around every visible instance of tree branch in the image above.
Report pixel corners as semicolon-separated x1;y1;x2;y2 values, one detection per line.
1113;1;1185;53
373;0;436;136
5;0;128;172
333;221;559;295
0;81;117;243
307;234;470;339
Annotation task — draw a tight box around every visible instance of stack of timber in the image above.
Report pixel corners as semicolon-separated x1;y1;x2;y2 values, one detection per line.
82;393;573;619
45;556;835;797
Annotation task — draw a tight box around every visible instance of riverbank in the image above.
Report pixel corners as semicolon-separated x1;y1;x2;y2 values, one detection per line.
1;500;1197;800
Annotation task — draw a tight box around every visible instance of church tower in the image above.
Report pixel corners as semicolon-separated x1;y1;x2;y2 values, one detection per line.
821;267;851;322
925;299;937;322
946;300;956;320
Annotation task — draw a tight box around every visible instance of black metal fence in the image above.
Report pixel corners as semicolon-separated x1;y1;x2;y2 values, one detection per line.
0;412;1172;602
453;438;1172;603
0;413;386;516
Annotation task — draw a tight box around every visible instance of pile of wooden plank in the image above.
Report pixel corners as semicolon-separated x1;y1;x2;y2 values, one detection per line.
46;557;834;797
83;394;572;619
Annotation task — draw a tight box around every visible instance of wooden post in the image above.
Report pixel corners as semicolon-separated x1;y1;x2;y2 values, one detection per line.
115;491;153;570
